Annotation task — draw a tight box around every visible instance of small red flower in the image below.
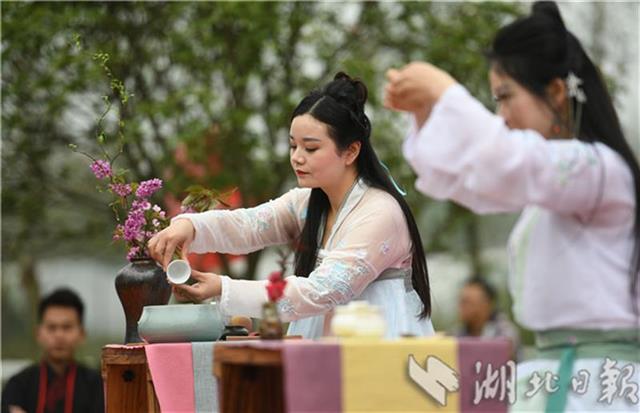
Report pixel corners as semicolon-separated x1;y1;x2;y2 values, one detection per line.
266;271;287;302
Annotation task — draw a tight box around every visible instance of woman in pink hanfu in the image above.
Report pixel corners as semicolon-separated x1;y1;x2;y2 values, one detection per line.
149;73;435;339
385;2;639;411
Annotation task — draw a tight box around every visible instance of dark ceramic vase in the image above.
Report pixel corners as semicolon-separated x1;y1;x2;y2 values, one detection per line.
115;258;171;344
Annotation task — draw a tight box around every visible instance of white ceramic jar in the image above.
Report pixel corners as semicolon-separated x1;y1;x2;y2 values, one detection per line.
331;301;386;338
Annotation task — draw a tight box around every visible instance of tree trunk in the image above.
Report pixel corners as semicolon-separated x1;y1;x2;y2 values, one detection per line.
20;254;40;330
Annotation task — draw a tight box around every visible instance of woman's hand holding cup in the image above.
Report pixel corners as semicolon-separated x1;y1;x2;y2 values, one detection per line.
147;212;221;303
148;218;195;269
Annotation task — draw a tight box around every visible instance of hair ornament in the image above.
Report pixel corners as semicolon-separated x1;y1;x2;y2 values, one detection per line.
565;71;586;138
566;71;587;103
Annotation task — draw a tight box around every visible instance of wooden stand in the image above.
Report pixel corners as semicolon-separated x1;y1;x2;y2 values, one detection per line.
213;345;286;413
101;345;160;413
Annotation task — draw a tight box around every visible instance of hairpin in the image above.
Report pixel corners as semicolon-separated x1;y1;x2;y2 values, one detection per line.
565;71;586;137
566;72;586;103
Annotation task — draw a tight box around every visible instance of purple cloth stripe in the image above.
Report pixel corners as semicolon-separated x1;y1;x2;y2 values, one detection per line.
458;338;513;412
282;341;342;412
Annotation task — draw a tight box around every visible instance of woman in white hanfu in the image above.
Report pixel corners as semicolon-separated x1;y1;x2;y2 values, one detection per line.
384;2;639;412
149;72;435;339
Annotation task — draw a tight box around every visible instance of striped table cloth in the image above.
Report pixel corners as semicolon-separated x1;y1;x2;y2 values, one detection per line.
145;336;512;412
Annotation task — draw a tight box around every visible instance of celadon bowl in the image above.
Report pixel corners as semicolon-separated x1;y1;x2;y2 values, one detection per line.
137;303;225;343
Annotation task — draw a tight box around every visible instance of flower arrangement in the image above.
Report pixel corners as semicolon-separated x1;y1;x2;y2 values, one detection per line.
259;249;291;339
266;270;287;302
266;247;291;302
83;153;170;261
260;275;286;339
77;150;231;261
70;45;230;261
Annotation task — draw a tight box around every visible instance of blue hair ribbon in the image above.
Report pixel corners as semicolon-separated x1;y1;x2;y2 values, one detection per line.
379;160;407;196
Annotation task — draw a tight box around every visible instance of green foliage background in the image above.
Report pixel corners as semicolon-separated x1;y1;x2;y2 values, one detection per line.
2;2;524;360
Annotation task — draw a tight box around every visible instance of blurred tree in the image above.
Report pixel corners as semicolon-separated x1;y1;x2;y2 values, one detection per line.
1;2;522;336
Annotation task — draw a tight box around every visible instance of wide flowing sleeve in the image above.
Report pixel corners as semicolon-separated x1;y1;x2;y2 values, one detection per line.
176;187;310;254
216;193;412;321
402;84;634;221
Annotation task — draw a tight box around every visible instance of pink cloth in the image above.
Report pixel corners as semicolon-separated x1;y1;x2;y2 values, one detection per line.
282;341;342;412
145;343;195;412
458;338;512;412
223;340;342;412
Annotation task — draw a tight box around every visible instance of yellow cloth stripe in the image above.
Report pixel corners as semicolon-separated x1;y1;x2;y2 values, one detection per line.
341;337;459;412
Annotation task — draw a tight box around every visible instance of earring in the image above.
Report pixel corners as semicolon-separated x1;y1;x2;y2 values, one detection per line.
552;123;562;136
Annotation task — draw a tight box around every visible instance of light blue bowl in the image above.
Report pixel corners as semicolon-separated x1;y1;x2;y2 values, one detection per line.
137;303;225;343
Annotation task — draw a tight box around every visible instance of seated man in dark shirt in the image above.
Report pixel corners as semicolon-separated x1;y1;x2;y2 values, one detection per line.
453;277;521;359
2;288;104;413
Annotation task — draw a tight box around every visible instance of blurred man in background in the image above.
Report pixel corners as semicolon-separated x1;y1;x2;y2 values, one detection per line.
2;288;103;413
454;277;520;358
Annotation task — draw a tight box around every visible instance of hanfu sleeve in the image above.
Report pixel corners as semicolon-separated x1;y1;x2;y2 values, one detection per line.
403;84;634;222
216;194;412;321
176;187;310;254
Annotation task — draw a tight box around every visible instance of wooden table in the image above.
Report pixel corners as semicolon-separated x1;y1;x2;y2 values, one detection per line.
101;345;160;413
213;343;291;413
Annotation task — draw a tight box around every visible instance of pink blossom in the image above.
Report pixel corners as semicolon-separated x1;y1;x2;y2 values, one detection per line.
126;246;140;261
90;160;112;179
123;208;145;242
109;183;132;197
131;199;151;211
136;178;163;198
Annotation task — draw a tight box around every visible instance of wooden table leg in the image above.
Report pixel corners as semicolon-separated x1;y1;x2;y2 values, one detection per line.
218;364;284;413
214;345;285;413
101;346;160;413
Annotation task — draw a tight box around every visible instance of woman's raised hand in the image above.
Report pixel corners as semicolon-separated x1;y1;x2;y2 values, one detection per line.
384;62;456;126
148;218;195;269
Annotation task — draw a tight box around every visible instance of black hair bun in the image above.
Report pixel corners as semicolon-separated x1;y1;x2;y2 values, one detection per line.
532;1;566;31
325;71;368;113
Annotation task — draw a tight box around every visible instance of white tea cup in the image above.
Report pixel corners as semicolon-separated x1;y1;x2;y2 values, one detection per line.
166;259;191;284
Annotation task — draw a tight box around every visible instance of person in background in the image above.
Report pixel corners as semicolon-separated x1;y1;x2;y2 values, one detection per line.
454;277;520;357
385;1;639;411
2;288;104;413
